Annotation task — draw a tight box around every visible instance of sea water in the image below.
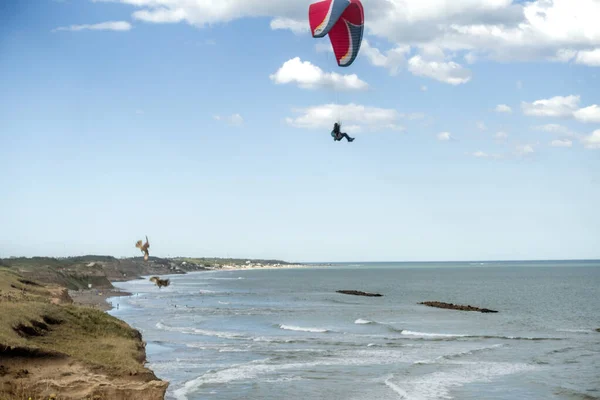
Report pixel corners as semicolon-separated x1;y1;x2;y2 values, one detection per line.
108;261;600;400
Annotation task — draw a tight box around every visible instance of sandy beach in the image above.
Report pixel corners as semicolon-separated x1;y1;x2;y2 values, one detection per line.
213;263;320;271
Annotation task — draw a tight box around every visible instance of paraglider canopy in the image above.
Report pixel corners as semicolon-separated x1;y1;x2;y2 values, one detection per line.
309;0;364;67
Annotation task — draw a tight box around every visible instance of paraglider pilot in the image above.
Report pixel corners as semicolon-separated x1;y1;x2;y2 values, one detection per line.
331;122;354;142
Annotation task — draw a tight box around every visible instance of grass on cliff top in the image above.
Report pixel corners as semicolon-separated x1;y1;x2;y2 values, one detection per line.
0;268;149;377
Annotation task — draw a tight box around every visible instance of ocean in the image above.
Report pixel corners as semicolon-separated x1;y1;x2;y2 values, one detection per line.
107;261;600;400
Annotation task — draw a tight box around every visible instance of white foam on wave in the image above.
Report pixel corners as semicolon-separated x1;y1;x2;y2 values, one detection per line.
198;289;219;294
401;330;468;338
355;318;374;325
556;328;594;334
278;324;330;333
156;322;248;340
172;348;422;399
414;344;505;364
385;361;537;400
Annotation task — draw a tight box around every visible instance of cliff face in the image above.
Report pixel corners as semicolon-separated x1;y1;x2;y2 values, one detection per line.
0;268;168;400
0;256;203;290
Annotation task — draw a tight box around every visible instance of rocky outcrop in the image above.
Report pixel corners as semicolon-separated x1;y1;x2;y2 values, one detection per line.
336;290;383;297
596;328;600;333
419;301;498;313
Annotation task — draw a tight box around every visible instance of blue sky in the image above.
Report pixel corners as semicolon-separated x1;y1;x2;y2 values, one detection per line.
1;0;599;262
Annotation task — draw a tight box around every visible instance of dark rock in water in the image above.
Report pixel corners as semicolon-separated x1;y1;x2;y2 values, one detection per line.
596;328;600;333
419;301;498;313
336;290;382;297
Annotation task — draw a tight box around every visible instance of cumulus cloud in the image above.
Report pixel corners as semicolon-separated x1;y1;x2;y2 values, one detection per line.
270;58;368;91
532;123;571;134
214;113;244;127
89;0;600;71
52;21;131;32
522;95;600;123
495;104;512;113
407;55;471;85
573;105;600;123
472;151;490;158
360;40;411;76
521;95;580;118
285;103;407;133
470;150;506;160
270;17;309;34
437;132;454;141
550;139;573;147
582;129;600;149
575;49;600;66
515;143;535;156
495;131;508;141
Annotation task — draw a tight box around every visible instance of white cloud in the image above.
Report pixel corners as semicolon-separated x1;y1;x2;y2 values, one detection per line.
420;85;428;92
470;150;505;160
472;151;489;158
476;121;487;131
521;95;580;118
516;81;523;90
582;129;600;149
437;132;453;141
52;21;131;32
550;139;573;147
285;103;407;133
494;131;508;140
270;17;309;35
135;109;144;115
464;52;478;64
360;40;410;76
214;113;244;127
575;49;600;66
522;95;600;123
270;58;368;91
90;0;600;70
515;144;535;156
495;104;512;113
573;105;600;123
407;55;471;85
532;123;571;134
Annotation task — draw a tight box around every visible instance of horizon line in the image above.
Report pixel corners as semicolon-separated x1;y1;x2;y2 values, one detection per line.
2;254;599;264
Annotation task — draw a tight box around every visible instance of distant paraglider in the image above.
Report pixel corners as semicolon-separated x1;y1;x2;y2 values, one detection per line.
135;236;150;261
309;0;364;68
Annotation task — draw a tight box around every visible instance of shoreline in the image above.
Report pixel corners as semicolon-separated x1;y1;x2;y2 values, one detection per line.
68;264;322;311
204;263;323;271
